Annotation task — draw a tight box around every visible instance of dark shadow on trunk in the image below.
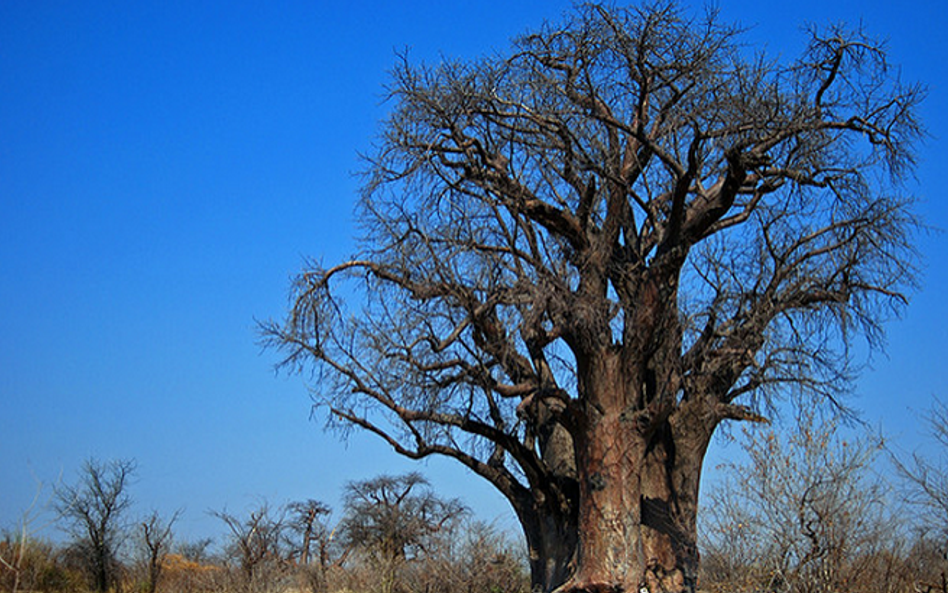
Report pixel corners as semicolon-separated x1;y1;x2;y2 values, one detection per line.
516;483;579;593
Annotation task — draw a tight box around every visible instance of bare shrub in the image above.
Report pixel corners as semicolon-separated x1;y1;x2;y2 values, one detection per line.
212;502;292;593
701;413;912;593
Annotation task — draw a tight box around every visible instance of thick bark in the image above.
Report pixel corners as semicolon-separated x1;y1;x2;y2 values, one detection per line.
551;415;712;593
565;413;646;592
639;403;716;593
549;345;715;593
556;353;647;593
521;505;578;593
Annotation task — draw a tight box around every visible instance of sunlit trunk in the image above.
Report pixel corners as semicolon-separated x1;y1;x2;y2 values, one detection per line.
552;349;710;593
563;411;647;592
553;353;645;592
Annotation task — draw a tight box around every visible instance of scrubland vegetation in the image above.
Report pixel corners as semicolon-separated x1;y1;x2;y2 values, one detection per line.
2;403;946;593
1;468;528;593
699;410;947;593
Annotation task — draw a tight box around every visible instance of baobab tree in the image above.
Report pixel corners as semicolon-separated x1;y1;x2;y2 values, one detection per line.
265;2;924;592
339;473;466;593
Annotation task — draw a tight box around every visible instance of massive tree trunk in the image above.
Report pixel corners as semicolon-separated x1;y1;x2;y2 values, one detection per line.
554;279;715;593
555;407;714;593
567;414;646;592
639;404;716;593
557;353;649;593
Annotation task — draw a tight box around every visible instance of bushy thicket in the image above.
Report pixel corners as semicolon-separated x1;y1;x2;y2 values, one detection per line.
1;519;528;593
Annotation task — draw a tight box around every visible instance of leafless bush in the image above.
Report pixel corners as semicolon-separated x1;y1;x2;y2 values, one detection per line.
894;397;948;593
423;520;529;593
212;502;293;593
701;413;913;593
0;534;82;593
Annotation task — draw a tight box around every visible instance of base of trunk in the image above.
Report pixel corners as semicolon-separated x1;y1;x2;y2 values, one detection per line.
554;566;687;593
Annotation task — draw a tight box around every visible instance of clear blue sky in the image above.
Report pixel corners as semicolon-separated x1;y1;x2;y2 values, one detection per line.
2;1;946;546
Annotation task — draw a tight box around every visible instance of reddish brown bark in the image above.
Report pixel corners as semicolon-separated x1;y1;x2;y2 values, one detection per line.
565;413;646;592
552;412;713;593
552;353;642;593
546;339;717;593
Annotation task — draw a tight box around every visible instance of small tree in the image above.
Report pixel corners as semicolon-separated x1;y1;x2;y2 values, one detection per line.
339;473;466;593
285;499;334;593
54;458;136;593
285;499;331;567
136;509;180;593
212;503;288;592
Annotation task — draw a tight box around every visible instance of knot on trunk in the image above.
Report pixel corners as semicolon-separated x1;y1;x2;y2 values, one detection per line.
587;472;607;492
